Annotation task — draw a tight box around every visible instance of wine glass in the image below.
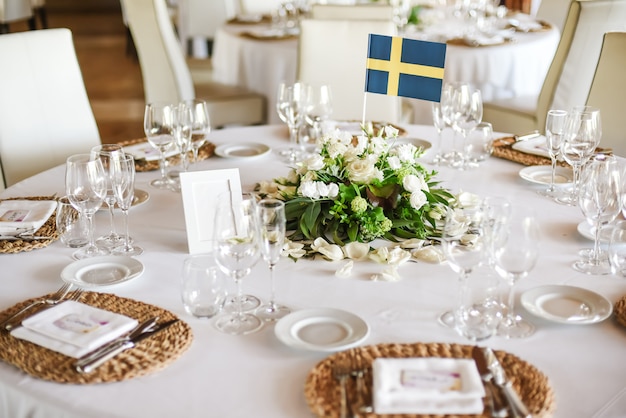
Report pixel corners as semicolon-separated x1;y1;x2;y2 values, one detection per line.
276;81;309;163
538;109;568;199
493;205;540;338
481;196;511;267
573;154;620;275
439;203;487;329
168;102;193;191
255;199;290;321
144;102;176;190
110;153;143;256
91;144;124;248
304;84;332;149
186;99;211;165
430;101;448;165
214;195;263;335
457;87;483;169
557;106;602;205
463;121;493;168
65;154;108;260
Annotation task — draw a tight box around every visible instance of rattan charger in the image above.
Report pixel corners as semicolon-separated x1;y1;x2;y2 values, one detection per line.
305;342;555;418
0;291;193;384
119;137;215;172
613;294;626;328
0;196;59;254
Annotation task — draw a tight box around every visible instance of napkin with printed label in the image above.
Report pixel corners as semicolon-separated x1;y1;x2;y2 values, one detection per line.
0;200;56;236
123;142;179;162
11;301;138;358
511;135;550;158
372;357;485;415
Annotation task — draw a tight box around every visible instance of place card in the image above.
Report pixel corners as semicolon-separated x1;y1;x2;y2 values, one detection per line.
180;169;242;254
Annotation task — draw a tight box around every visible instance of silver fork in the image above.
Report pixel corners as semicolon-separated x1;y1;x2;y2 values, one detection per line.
349;352;373;416
333;357;351;418
1;282;73;331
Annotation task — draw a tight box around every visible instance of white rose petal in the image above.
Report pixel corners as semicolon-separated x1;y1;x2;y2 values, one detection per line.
282;240;306;258
343;242;370;260
317;244;344;261
457;191;482;208
411;246;444;263
369;247;390;264
387;247;411;265
335;260;354;278
378;266;401;281
399;238;425;249
311;237;330;252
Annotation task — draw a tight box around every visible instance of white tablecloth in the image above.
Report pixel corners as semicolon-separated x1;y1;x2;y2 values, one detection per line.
211;18;559;125
1;125;626;418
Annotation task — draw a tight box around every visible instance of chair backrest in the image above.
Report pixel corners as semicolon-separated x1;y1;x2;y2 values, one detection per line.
297;19;400;123
177;0;236;49
0;28;100;187
0;0;32;23
535;0;626;129
238;0;284;15
121;0;195;104
535;0;571;32
586;31;626;156
310;3;394;20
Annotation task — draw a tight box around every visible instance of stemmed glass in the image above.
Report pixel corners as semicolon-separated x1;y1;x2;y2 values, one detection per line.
91;144;125;248
186;99;211;165
439;203;487;329
493;205;540;338
573;154;620;275
65;154;108;260
255;199;290;321
168;102;193;191
276;81;309;163
110;153;143;256
430;101;447;165
144;102;176;190
214;196;263;335
538;109;568;199
304;84;332;149
557;106;602;205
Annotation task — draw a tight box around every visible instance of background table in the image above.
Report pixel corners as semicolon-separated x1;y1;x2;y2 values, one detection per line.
1;125;625;417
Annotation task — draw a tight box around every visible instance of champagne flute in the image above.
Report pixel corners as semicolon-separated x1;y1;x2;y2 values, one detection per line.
186;99;211;165
168;102;193;191
557;106;602;206
214;196;263;335
110;153;143;256
276;81;309;163
255;199;290;321
439;203;487;329
573;154;620;275
538;109;568;199
430;101;448;165
144;102;176;190
90;144;125;248
493;205;539;338
65;154;108;260
304;84;332;149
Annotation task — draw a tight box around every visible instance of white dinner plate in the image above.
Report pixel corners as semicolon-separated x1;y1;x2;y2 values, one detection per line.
215;143;270;159
274;308;369;352
99;189;149;211
391;137;432;151
61;256;144;287
521;285;612;324
518;165;573;186
577;221;612;243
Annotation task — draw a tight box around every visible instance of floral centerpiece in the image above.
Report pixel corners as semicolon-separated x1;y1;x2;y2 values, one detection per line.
258;124;454;247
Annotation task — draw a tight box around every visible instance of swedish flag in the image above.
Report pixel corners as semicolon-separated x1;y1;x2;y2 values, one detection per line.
365;34;446;102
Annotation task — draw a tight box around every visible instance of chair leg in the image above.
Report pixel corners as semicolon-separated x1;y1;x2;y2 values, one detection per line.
27;17;36;31
125;28;137;59
36;7;49;29
0;24;8;34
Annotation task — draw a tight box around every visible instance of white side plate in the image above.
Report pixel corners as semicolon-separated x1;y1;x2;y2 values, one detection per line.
521;285;612;324
61;256;144;287
577;221;612;243
519;165;573;186
390;137;432;151
274;308;369;352
215;143;270;159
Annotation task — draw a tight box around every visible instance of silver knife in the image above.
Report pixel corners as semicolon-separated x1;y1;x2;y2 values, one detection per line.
74;317;178;374
472;346;508;417
482;347;531;418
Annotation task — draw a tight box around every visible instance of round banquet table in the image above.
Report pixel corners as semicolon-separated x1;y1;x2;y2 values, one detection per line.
211;16;560;125
1;124;626;418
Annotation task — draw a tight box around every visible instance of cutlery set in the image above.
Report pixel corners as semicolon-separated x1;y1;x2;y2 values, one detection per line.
1;283;175;374
332;356;373;418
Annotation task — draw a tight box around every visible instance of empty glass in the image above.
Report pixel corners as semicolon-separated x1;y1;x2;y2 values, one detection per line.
276;81;309;163
304;84;332;150
144;102;176;190
187;99;211;165
110;153;143;256
56;196;88;248
464;121;493;167
91;144;125;248
454;273;502;341
609;220;626;277
538;109;568;199
431;101;447;165
181;254;228;318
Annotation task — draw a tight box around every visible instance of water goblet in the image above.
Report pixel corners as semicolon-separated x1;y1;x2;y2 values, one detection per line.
110;153;143;256
186;99;211;165
255;199;290;321
538;109;568;199
276;81;309;163
463;121;493;168
303;84;332;151
91;144;125;248
573;154;620;275
493;205;540;338
214;196;263;335
144;102;176;190
56;196;88;248
65;154;108;260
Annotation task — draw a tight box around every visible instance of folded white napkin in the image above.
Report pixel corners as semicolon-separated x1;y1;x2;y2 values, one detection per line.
466;33;505;46
511;135;549;158
373;357;485;415
0;200;56;236
11;301;138;358
123;142;178;162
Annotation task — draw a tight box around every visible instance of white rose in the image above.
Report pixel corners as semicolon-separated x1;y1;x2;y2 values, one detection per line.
304;154;325;171
287;169;299;184
402;174;421;192
395;143;417;163
343;242;370;260
347;159;377;183
387;155;401;170
298;181;320;199
327;142;348;159
410;191;427;210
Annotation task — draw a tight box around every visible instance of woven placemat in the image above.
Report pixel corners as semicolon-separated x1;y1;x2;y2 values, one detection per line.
305;342;555;418
614;295;626;328
119;138;215;172
492;137;564;167
0;291;193;384
447;37;514;47
0;196;59;254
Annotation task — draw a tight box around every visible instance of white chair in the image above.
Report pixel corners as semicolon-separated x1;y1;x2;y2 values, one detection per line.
122;0;266;128
535;0;570;32
177;0;237;58
0;0;34;34
586;31;626;157
237;0;284;15
482;0;626;134
297;18;402;123
310;3;394;20
0;28;101;188
29;0;46;28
